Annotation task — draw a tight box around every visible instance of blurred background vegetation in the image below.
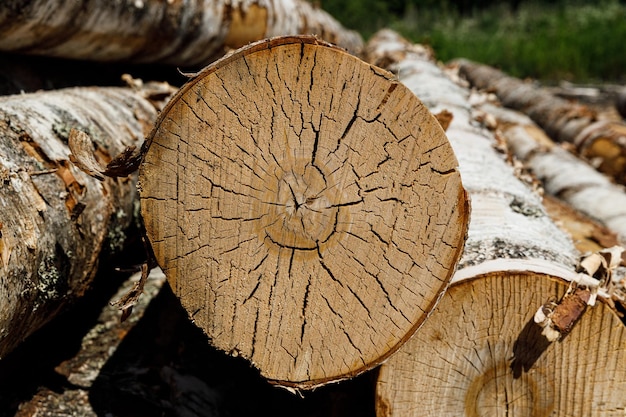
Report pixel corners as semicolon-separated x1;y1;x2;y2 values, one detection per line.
318;0;626;83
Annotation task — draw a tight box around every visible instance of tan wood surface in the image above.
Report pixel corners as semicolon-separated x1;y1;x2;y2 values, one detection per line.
140;35;470;389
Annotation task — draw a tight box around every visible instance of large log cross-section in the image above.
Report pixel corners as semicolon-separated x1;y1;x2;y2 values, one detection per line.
139;36;470;389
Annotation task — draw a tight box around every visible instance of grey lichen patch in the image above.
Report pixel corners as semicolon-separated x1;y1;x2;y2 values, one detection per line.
34;243;72;306
52;118;100;146
459;238;575;271
37;254;62;301
106;209;129;253
509;196;545;218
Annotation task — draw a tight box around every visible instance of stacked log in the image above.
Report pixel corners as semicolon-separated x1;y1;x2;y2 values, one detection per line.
0;84;173;359
473;99;626;246
365;29;626;416
139;35;470;389
0;0;363;67
2;1;626;415
456;59;626;185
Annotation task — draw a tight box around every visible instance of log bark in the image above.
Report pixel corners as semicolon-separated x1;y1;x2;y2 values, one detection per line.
0;0;363;67
542;194;620;254
476;100;626;246
139;35;470;389
455;59;626;185
366;29;626;417
0;84;169;358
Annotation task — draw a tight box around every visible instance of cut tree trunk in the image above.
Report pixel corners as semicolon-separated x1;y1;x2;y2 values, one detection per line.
366;29;626;417
455;59;626;185
477;100;626;246
139;35;470;389
0;84;170;359
0;0;363;67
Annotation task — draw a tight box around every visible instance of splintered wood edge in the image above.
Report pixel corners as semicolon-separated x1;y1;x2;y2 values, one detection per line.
139;35;469;389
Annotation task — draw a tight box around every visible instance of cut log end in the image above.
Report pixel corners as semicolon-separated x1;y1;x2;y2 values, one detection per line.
139;36;470;388
375;273;626;417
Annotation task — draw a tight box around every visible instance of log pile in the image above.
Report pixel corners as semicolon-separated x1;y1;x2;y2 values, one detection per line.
1;2;625;416
456;59;626;185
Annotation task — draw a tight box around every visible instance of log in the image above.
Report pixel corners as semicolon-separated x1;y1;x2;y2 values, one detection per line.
0;84;171;358
365;29;626;416
139;35;470;389
476;100;626;246
0;0;363;67
455;58;626;185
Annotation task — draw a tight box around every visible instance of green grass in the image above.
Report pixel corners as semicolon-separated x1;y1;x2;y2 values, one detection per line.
327;1;626;83
395;1;626;83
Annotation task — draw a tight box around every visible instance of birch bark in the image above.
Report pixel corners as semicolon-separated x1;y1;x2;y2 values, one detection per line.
0;0;362;66
456;59;626;185
477;100;626;246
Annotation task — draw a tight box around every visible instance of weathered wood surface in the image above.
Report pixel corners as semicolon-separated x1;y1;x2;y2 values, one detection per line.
366;29;626;417
456;58;626;185
476;100;626;246
0;0;363;67
0;85;169;358
139;35;470;389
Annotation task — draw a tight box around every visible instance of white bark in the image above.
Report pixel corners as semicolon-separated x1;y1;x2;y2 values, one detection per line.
0;85;167;358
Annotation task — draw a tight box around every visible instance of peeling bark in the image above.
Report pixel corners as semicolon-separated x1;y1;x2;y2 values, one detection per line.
139;35;470;389
0;0;363;67
456;59;626;185
0;85;168;358
366;30;626;417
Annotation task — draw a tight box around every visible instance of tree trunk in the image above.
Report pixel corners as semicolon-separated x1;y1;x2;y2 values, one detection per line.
366;30;626;417
139;35;470;390
477;100;626;245
455;58;626;185
0;85;169;358
0;0;363;67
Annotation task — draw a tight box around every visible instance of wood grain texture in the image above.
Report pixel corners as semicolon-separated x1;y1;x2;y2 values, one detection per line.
139;36;470;388
376;274;626;417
